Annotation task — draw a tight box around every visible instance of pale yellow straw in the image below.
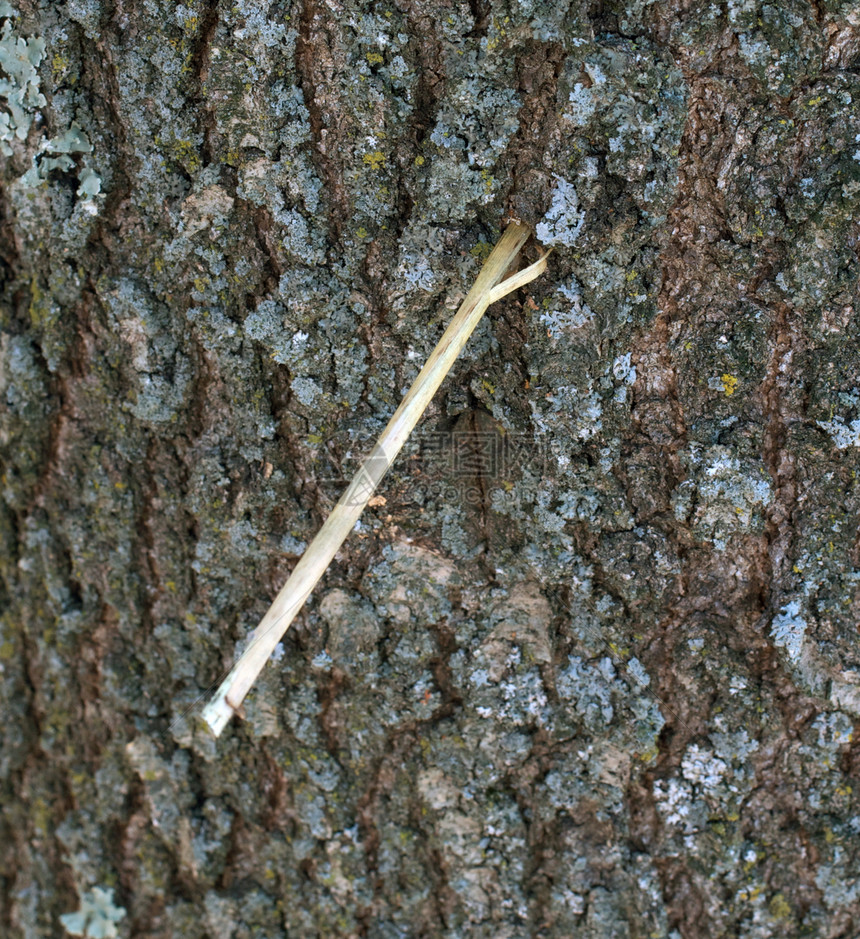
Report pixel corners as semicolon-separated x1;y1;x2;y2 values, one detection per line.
202;221;550;735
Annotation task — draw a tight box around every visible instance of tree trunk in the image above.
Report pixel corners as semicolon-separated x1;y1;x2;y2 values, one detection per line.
2;0;860;936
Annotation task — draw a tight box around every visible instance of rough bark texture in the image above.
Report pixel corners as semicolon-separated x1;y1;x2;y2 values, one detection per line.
2;0;860;936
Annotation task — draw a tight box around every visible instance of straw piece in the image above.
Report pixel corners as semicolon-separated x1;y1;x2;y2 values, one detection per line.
202;222;549;736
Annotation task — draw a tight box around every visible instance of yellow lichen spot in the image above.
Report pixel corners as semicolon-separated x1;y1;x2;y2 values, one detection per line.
366;52;384;65
414;155;425;167
174;138;201;173
153;257;164;274
470;241;492;261
481;378;495;394
355;226;368;239
638;744;660;763
29;277;52;328
52;52;70;79
363;150;385;170
307;433;323;444
793;564;802;573
768;894;791;919
721;373;738;396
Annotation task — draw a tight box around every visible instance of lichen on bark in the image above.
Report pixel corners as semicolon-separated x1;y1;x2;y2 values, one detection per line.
1;0;860;937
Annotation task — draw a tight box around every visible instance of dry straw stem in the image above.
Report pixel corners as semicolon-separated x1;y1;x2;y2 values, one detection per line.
202;221;550;736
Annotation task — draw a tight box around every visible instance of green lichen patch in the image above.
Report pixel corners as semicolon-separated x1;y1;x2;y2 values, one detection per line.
0;9;46;156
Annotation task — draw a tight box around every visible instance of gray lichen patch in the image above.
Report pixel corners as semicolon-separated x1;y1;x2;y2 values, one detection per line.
672;444;774;550
0;7;103;222
770;452;860;713
554;38;688;228
363;540;459;626
59;887;126;939
535;175;585;248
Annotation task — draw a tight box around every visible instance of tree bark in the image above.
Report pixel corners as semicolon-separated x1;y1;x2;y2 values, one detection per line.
1;0;860;937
